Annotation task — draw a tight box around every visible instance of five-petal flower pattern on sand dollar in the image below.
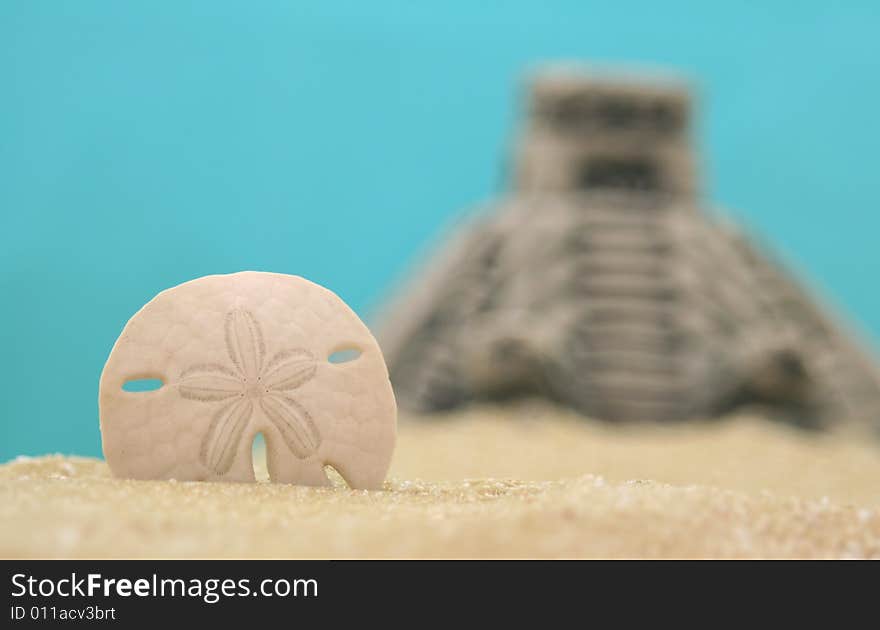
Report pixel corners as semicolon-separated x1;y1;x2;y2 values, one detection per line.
178;309;321;474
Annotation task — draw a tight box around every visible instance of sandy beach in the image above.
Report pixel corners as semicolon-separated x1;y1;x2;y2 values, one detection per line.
3;403;880;559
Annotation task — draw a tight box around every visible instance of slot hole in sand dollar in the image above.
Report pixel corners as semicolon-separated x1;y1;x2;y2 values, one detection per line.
122;378;164;393
328;347;362;364
323;464;350;489
252;433;270;482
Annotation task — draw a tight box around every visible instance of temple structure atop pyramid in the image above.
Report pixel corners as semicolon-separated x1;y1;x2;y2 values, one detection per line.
377;67;880;430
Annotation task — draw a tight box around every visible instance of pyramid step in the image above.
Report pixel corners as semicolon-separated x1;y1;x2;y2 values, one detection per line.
568;237;674;257
577;240;672;260
572;263;669;280
578;332;688;353
572;281;679;301
573;272;676;291
582;371;685;394
581;302;681;320
575;216;670;232
579;352;684;375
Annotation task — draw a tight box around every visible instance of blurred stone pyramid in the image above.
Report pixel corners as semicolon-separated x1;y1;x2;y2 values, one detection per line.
378;66;880;430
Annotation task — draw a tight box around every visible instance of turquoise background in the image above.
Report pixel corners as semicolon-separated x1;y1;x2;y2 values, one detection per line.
2;1;880;461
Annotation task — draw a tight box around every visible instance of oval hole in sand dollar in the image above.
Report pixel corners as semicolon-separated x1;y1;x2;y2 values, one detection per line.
328;347;362;364
122;378;164;392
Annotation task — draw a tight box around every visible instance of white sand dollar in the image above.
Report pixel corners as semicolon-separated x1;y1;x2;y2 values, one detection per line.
99;271;397;489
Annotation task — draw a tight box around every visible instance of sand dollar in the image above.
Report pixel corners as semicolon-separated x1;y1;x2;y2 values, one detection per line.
99;271;397;489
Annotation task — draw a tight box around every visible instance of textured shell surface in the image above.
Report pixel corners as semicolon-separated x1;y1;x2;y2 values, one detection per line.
99;271;397;489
